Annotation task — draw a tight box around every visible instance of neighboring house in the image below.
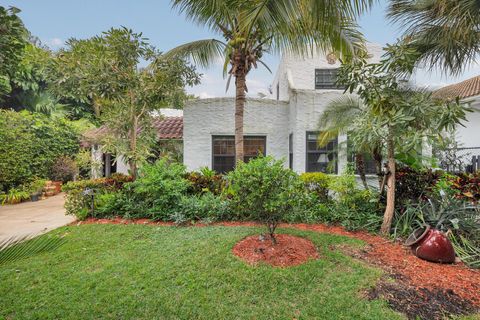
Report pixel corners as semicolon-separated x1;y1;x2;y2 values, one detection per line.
183;43;384;174
85;110;183;177
433;76;480;172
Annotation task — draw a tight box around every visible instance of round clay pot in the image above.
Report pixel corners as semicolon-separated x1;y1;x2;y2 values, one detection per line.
405;226;456;264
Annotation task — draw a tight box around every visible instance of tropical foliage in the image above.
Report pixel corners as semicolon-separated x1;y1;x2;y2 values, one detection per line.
336;44;470;234
388;0;480;75
52;28;200;177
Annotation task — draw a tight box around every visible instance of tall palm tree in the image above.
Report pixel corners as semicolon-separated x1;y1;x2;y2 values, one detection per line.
166;0;374;163
318;96;384;190
388;0;480;75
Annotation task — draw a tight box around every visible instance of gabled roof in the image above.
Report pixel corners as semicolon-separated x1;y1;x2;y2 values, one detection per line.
433;76;480;100
83;116;183;144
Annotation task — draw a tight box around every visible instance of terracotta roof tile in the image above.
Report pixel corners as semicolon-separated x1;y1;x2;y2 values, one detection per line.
153;116;183;139
83;116;183;143
433;75;480;100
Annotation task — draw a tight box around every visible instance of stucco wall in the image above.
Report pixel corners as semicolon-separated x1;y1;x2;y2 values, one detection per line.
271;43;383;101
457;99;480;148
184;98;289;171
288;90;349;173
183;92;355;173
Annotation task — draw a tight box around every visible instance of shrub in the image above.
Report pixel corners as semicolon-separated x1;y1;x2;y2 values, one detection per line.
124;159;190;220
185;170;225;195
225;156;302;242
394;166;440;207
286;192;330;223
300;172;330;201
0;110;79;192
51;156;78;183
62;174;131;219
171;193;229;224
331;189;383;232
448;171;480;203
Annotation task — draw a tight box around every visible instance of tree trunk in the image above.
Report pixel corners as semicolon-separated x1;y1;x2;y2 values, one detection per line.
234;72;246;163
129;115;138;180
355;152;369;190
373;146;383;189
381;133;396;235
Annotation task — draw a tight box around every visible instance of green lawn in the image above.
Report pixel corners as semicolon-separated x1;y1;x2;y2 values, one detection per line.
0;225;403;320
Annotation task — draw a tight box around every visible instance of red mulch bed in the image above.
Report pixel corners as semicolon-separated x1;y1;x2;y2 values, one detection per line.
74;218;480;308
232;234;319;267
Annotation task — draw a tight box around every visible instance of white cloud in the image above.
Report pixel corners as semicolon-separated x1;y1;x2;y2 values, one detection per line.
198;92;215;99
45;37;64;48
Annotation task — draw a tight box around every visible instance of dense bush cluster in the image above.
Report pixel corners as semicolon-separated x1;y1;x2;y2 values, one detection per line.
0;110;79;192
63;156;479;268
64;157;383;231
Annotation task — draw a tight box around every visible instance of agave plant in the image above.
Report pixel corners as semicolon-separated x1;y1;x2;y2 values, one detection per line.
0;234;65;266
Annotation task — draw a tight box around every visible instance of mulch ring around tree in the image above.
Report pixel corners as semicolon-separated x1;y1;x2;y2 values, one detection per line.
75;218;480;318
232;234;319;267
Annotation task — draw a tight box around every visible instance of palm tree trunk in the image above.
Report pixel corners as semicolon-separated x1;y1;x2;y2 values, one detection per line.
235;72;246;163
381;132;396;235
355;153;369;190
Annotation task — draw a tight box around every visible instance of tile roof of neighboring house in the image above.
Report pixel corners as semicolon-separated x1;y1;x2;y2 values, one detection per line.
153;116;183;139
83;116;183;145
433;75;480;100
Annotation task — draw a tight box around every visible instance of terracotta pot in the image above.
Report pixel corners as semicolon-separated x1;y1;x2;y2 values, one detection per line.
52;181;62;194
405;226;455;264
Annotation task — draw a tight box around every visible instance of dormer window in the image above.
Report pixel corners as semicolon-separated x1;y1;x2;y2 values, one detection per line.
315;69;341;89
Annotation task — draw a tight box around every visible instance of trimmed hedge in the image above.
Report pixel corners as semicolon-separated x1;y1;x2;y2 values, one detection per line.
0;110;79;191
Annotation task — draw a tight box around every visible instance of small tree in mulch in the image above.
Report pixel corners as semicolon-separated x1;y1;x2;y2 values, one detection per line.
225;156;302;244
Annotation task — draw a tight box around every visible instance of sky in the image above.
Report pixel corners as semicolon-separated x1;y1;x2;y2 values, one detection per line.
4;0;480;98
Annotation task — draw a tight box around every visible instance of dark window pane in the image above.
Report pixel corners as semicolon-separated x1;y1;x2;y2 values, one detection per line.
213;156;235;174
306;131;338;173
212;136;266;173
244;138;265;156
315;69;343;89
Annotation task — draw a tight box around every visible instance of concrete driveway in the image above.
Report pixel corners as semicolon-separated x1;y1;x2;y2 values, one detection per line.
0;194;75;241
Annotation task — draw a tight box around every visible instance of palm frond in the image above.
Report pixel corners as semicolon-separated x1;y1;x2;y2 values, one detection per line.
164;39;226;69
387;0;480;75
0;234;65;266
170;0;235;33
318;96;364;147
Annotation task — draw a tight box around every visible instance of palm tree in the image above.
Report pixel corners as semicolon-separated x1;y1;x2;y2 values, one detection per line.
166;0;374;163
388;0;480;75
318;96;383;190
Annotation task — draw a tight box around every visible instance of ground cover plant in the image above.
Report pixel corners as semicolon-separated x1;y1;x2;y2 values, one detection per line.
0;224;404;320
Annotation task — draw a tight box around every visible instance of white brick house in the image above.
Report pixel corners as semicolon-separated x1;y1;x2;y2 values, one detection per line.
183;44;384;174
91;43;480;176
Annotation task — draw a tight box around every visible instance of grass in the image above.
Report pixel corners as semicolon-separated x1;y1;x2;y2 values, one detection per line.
0;224;404;320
